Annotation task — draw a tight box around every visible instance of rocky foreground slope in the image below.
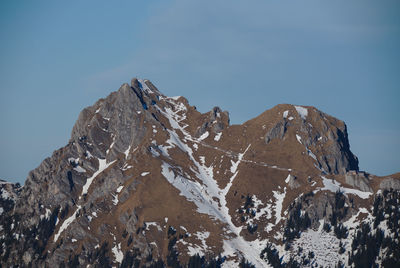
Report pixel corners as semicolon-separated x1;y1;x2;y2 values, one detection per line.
1;78;399;267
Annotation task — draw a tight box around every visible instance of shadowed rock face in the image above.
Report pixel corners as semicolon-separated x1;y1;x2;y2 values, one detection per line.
0;78;398;267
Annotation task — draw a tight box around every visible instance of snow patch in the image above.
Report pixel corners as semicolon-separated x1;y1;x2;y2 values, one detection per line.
112;242;123;264
284;174;291;184
138;79;153;94
214;132;222;141
198;131;209;141
1;189;11;200
112;194;119;205
86;151;94;159
116;186;124;193
187;231;210;256
73;166;86;173
320;177;372;199
295;106;308;119
289;227;344;266
141;172;150;176
124;145;131;159
146;222;162;232
273;187;286;224
296;134;302;144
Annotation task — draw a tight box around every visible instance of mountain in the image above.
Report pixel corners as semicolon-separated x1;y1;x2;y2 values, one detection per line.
1;78;399;267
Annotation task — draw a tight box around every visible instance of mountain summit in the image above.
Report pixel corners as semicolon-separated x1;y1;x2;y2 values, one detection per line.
1;78;399;267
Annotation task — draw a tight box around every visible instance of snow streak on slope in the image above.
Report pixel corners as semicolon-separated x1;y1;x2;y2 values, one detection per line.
273;187;286;224
81;158;116;197
53;206;81;242
54;157;116;242
157;98;268;267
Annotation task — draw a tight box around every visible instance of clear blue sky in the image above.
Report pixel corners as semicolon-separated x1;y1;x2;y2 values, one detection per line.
1;0;399;183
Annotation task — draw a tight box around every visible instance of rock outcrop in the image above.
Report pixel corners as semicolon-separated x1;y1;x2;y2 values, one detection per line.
345;171;372;192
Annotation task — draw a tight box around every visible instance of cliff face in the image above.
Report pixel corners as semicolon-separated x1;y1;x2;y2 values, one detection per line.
1;78;398;267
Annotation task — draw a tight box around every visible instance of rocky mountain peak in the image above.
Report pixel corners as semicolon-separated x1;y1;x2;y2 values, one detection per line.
1;78;398;267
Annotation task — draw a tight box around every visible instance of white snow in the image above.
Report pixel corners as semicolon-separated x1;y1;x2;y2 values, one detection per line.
116;186;124;193
141;172;150;177
288;116;294;120
295;106;308;119
320;176;372;199
1;189;11;200
251;195;273;222
214;132;222;141
106;138;116;154
121;164;133;171
284;174;291;184
112;194;119;205
273;187;286;224
53;206;80;242
71;238;77;242
283;110;289;118
169;96;182;100
198;131;209;141
0;207;3;215
149;147;160;157
296;134;302;144
138;79;153;94
146;222;162;232
289;226;344;267
95;108;100;113
81;158;116;197
73;166;86;173
307;149;317;161
222;241;239;267
112;242;123;264
187;231;210;256
45;208;51;219
124;145;131;159
86;151;94;159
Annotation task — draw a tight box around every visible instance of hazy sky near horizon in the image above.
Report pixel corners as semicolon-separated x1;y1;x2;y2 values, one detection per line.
1;0;399;183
